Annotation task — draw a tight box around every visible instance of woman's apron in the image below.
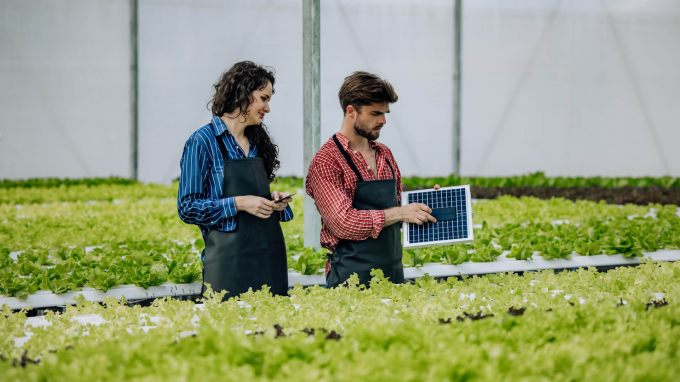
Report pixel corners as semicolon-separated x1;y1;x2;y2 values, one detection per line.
326;134;403;288
202;132;288;301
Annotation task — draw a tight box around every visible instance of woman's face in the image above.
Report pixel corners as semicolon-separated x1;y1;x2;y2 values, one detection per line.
246;81;272;125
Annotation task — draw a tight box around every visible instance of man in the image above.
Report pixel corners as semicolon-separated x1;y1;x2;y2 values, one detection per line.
305;71;437;288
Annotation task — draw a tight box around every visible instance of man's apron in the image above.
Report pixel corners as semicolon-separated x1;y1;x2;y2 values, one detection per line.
326;134;403;288
202;131;288;301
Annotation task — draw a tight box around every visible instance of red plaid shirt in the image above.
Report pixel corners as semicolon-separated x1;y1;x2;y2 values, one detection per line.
305;133;402;276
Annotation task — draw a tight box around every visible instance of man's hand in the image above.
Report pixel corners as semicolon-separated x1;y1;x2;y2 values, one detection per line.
234;195;275;219
384;204;436;226
401;203;437;225
271;191;290;211
383;184;440;226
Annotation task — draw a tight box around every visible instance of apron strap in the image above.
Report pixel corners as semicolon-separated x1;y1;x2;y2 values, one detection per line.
385;158;395;179
332;134;396;181
332;134;364;182
214;128;230;162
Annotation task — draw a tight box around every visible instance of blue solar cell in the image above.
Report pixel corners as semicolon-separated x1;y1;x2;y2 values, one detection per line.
406;187;470;245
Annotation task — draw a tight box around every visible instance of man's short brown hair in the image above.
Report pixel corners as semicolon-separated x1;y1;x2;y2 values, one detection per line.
338;71;398;115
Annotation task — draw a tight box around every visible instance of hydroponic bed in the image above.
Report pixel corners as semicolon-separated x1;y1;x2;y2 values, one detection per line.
2;176;680;381
2;178;680;305
3;260;680;381
0;176;680;382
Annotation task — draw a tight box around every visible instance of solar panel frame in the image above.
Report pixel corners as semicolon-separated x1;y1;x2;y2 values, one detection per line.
401;185;474;249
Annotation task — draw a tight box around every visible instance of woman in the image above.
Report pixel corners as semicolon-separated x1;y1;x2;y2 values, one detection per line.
177;61;293;301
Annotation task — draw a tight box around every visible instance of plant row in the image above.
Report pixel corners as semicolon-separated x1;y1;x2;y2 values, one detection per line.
3;206;678;299
0;242;202;299
5;172;680;191
0;184;178;205
0;177;302;205
4;211;677;299
402;171;680;190
1;261;679;381
0;177;138;189
404;214;680;267
4;173;680;206
2;197;678;295
466;185;680;206
0;193;662;251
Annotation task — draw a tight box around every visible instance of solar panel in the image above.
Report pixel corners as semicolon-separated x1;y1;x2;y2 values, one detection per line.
401;185;474;249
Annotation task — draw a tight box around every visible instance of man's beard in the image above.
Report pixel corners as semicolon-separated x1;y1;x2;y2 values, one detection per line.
354;120;382;141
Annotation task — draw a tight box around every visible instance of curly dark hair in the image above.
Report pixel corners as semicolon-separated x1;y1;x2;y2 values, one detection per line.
208;61;280;183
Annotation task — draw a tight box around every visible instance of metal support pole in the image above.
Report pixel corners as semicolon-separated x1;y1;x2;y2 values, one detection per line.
452;0;462;176
130;0;139;180
303;0;321;250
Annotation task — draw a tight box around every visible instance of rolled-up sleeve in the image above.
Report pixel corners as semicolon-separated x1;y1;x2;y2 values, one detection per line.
177;136;237;226
306;159;385;241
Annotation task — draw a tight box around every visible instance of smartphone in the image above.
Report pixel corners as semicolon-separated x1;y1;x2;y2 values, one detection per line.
274;193;296;203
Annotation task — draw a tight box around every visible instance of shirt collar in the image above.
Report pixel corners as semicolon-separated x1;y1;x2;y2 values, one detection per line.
211;115;255;145
335;132;379;151
211;116;227;136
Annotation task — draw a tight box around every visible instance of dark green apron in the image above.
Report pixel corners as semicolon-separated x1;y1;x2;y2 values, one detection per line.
326;134;403;288
202;132;288;301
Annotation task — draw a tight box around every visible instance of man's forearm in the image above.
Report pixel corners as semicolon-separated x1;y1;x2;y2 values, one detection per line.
383;207;402;227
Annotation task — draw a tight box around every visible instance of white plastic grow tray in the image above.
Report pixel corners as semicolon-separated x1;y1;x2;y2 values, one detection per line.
3;251;680;311
286;250;680;286
0;282;203;310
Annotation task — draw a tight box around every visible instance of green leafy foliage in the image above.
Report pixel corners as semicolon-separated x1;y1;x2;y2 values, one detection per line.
0;176;138;189
441;246;470;265
1;176;679;298
470;244;503;262
506;240;534;260
603;236;643;258
292;248;327;275
2;261;680;381
169;262;202;284
574;240;602;256
539;241;573;260
402;249;432;268
84;270;121;293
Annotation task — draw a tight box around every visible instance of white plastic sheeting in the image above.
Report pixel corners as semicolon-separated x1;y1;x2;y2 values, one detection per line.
0;0;132;180
137;0;455;183
462;0;680;177
1;0;679;182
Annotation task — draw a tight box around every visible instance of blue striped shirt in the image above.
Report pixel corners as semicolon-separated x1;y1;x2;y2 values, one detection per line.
177;116;294;244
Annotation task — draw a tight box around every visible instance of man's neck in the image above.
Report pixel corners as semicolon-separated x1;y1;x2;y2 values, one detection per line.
339;119;371;152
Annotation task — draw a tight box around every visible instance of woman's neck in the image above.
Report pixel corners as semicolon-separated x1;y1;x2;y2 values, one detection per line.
220;114;248;139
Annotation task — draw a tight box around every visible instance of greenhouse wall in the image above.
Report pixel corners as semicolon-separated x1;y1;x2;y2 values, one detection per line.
136;0;455;183
462;0;680;177
0;0;132;180
0;0;679;182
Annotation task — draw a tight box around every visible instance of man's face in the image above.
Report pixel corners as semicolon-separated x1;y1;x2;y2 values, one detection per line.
353;102;389;141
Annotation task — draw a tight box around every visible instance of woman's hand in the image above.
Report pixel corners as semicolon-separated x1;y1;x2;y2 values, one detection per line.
271;191;290;211
234;195;275;219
